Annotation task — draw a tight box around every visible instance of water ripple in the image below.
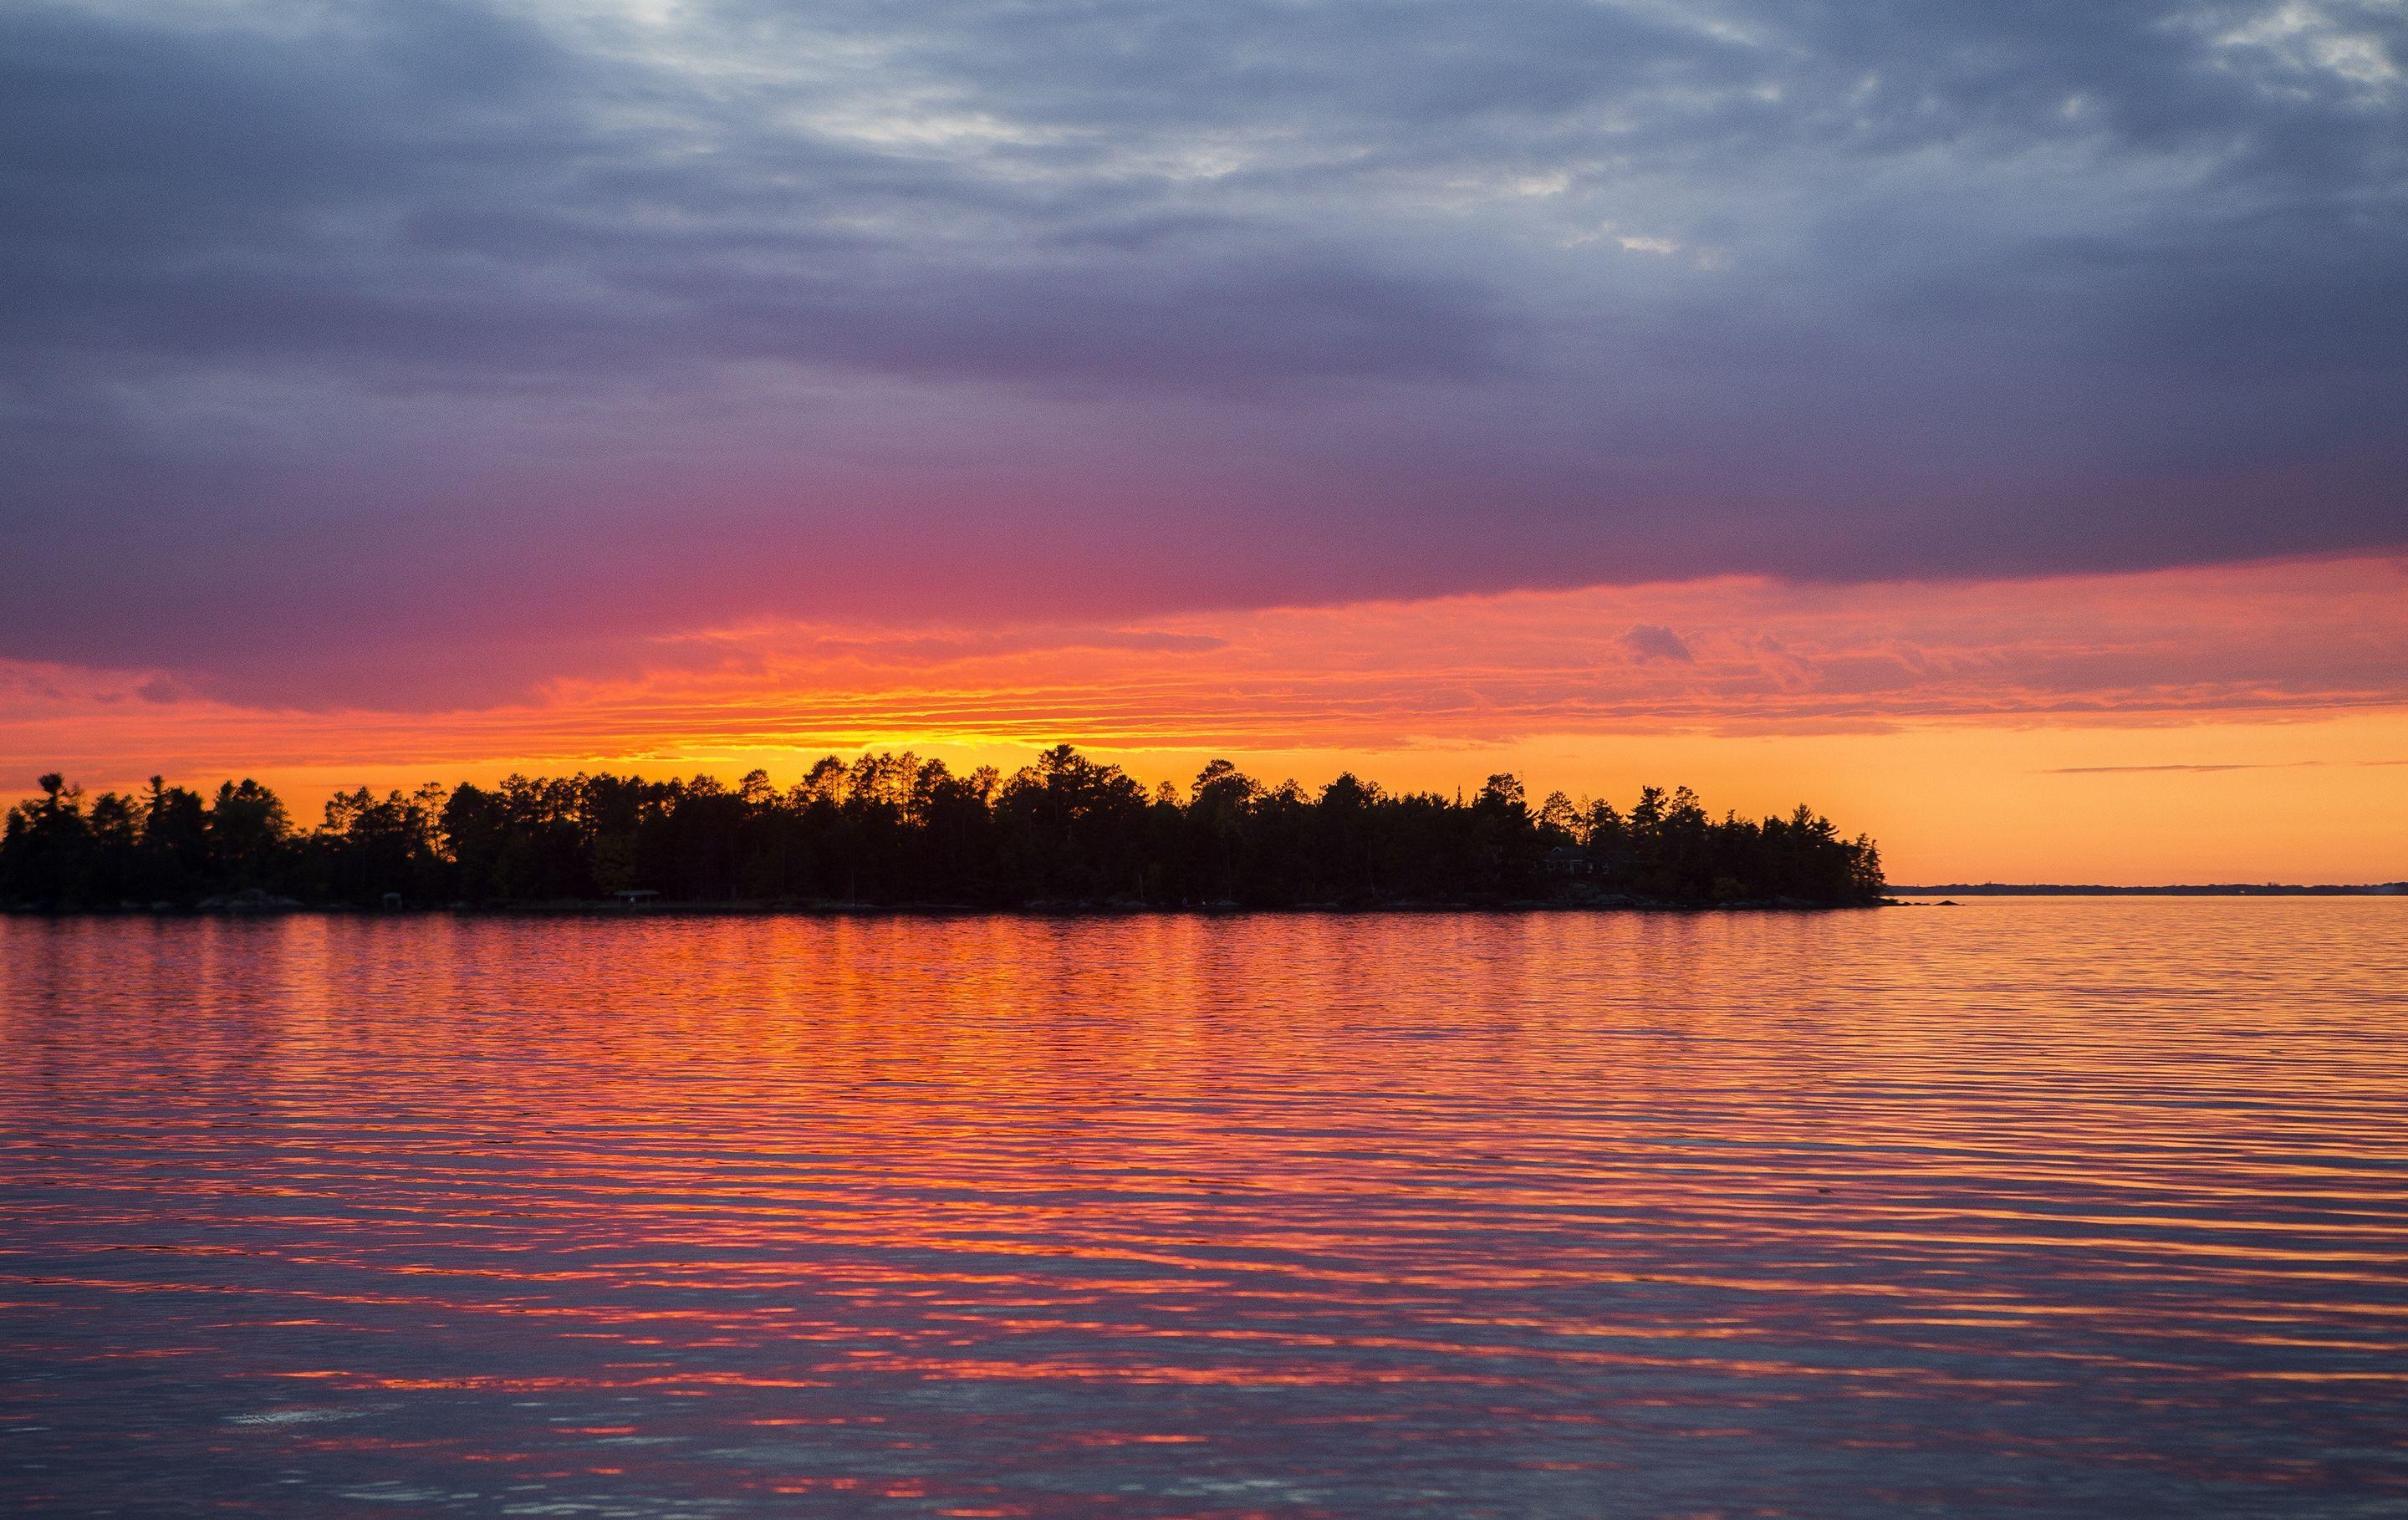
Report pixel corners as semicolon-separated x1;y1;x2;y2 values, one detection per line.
3;902;2405;1516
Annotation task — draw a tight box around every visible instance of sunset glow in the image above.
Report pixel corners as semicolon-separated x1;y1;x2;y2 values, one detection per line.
8;5;2408;1511
7;0;2405;880
9;555;2405;881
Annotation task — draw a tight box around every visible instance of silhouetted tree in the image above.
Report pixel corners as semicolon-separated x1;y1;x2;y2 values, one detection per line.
140;778;211;902
207;779;292;891
0;751;1885;910
1;775;92;907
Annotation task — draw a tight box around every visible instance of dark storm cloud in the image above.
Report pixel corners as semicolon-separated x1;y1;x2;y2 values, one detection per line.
0;1;1500;387
2;0;2404;700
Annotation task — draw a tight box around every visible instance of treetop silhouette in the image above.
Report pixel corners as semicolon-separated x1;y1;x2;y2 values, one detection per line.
2;747;1884;910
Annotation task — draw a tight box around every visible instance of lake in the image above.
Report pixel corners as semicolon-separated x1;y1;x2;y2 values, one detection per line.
3;902;2404;1517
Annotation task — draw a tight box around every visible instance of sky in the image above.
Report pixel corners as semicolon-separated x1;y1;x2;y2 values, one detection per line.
3;0;2405;881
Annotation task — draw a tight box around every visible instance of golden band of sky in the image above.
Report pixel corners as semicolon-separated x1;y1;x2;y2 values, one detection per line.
8;555;2405;885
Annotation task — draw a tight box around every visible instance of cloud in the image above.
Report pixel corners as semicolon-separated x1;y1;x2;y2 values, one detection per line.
7;556;2405;787
2046;757;2408;773
2;0;2405;705
2046;763;2309;774
1620;625;1695;664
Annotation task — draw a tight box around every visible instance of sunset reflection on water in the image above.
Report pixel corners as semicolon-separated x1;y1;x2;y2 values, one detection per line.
3;903;2405;1516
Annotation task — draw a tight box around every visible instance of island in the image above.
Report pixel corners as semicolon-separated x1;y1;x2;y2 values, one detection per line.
1;746;1886;912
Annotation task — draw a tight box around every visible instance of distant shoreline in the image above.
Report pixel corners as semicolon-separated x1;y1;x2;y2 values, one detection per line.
1891;884;2406;896
5;895;1899;919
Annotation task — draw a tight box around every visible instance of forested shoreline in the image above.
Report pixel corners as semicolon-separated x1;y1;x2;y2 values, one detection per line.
2;747;1885;911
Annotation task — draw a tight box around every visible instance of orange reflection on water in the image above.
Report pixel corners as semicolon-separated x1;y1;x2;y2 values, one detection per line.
1;901;2405;1516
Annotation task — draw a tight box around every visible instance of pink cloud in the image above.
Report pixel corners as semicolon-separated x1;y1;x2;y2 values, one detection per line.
7;555;2405;792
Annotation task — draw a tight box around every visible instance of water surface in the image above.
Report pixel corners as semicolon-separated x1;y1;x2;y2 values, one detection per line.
3;902;2405;1517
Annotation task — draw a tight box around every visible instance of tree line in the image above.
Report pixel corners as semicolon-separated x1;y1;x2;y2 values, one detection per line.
1;747;1885;910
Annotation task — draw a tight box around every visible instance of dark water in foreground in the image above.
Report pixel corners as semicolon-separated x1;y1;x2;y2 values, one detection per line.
2;903;2404;1518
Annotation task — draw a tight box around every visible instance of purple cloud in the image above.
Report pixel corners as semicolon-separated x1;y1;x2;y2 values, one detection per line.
1621;625;1695;665
3;0;2404;707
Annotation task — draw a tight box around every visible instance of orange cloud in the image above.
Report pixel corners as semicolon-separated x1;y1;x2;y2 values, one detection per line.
9;553;2408;767
5;554;2406;883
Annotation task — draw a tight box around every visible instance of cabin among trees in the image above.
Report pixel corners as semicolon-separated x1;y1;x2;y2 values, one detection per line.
0;747;1885;910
